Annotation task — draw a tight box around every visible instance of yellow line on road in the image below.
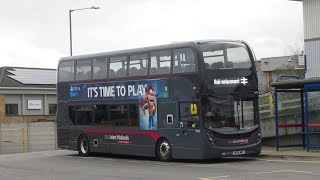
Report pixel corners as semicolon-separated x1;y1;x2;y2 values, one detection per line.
198;175;231;180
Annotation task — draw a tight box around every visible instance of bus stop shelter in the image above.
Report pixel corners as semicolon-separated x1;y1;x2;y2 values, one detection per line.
271;75;320;151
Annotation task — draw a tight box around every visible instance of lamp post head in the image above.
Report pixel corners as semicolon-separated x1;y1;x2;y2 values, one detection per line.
91;6;100;9
70;6;100;12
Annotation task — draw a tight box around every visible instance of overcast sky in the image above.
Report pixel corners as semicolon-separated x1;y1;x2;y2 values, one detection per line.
0;0;303;69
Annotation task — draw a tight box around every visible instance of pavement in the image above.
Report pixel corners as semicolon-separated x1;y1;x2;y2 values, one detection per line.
259;146;320;161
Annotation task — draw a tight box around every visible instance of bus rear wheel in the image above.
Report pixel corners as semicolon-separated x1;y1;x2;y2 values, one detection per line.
78;135;90;157
157;139;172;161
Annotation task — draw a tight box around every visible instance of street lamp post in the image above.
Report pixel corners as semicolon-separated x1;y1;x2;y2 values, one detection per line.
69;6;100;56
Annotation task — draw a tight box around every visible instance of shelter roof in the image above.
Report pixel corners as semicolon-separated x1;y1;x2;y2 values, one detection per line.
271;78;320;89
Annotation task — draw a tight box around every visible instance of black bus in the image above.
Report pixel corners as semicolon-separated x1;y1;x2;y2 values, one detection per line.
57;40;261;161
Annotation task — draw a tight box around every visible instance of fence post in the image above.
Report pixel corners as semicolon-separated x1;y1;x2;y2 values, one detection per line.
27;122;30;152
54;121;58;150
0;123;2;154
21;128;25;153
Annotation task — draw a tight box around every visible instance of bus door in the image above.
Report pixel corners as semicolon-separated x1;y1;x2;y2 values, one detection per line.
174;101;202;156
157;102;179;142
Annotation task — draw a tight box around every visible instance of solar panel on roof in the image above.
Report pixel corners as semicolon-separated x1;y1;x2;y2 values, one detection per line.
7;68;56;85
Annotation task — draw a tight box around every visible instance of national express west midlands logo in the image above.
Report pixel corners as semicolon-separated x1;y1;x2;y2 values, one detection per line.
70;85;81;97
214;77;248;86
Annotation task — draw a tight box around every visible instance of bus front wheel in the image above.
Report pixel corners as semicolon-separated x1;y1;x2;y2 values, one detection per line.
78;135;90;157
157;139;172;161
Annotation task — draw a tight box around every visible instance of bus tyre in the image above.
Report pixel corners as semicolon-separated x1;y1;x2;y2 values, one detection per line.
157;139;172;161
79;135;90;157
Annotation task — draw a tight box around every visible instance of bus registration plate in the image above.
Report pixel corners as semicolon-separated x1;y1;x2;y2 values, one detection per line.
233;150;245;155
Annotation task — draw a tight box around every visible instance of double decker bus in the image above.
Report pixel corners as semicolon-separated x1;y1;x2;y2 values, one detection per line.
57;40;261;161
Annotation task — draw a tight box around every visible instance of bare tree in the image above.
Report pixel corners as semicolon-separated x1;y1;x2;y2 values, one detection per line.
283;34;304;67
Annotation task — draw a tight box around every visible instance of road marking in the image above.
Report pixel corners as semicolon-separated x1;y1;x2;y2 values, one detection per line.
256;158;320;164
198;175;231;180
152;162;172;166
247;160;267;164
255;170;312;175
184;163;227;168
127;160;144;164
285;170;312;174
198;169;312;180
103;158;115;161
81;157;94;159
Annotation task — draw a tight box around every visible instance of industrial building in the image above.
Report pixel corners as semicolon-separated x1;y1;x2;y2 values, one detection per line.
292;0;320;78
0;67;56;123
0;66;57;154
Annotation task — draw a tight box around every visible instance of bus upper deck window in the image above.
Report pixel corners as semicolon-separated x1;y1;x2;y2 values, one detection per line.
201;42;252;69
150;50;171;75
227;47;251;68
203;50;224;69
76;60;92;81
58;61;74;82
109;56;128;78
129;54;148;76
173;48;196;73
93;58;108;79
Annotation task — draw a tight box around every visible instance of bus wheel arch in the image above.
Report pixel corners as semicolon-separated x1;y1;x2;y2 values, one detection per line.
156;137;172;161
78;134;90;157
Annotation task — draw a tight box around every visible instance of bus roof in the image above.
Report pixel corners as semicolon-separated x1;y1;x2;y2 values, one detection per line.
58;39;245;63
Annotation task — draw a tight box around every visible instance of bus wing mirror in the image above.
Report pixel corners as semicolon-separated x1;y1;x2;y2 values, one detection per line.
190;103;198;115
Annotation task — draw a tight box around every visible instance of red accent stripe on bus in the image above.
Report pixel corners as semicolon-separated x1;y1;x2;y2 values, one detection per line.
83;129;160;141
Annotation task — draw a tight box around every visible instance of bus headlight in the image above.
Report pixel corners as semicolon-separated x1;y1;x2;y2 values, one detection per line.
206;131;216;145
257;133;261;141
